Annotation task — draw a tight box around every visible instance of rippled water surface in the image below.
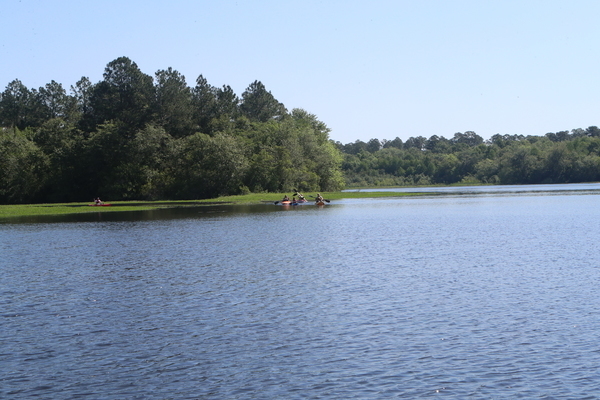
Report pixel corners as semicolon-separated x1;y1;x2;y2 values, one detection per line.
2;184;600;399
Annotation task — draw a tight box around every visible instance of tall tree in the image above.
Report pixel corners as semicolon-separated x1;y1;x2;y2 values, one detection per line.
71;77;93;128
38;80;78;122
451;131;484;146
0;80;35;129
210;85;240;133
88;57;155;133
191;75;218;134
367;138;382;153
404;136;427;150
383;137;403;149
240;80;287;122
215;84;239;118
154;67;194;137
291;108;330;143
586;126;600;137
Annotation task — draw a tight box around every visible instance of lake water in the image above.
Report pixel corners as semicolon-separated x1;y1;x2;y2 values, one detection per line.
2;183;600;399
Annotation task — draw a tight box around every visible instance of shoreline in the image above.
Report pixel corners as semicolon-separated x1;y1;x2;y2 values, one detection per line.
0;191;423;219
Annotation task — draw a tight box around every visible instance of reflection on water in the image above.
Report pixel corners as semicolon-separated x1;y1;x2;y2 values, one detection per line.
2;184;600;399
1;203;283;224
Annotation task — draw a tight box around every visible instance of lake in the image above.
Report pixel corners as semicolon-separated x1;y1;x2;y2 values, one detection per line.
2;183;600;399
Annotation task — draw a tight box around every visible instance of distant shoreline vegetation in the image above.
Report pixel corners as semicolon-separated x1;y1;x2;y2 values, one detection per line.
1;56;600;205
336;130;600;188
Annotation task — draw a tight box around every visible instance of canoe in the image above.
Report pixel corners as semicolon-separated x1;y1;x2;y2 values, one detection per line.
89;203;112;206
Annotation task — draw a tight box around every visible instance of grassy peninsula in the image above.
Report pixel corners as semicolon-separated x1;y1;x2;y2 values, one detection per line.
0;191;422;219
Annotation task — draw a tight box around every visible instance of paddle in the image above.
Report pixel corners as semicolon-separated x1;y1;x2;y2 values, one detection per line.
309;195;331;203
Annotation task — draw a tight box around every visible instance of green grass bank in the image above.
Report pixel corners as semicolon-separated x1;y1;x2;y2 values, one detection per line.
0;191;423;219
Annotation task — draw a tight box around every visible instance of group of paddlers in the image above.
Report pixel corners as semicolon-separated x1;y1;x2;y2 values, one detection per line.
281;192;324;204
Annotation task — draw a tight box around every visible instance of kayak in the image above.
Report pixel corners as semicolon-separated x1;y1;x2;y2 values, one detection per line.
316;201;325;206
279;199;309;206
89;203;112;206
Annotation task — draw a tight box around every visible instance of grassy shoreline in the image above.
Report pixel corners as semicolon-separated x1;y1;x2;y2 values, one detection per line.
0;191;423;219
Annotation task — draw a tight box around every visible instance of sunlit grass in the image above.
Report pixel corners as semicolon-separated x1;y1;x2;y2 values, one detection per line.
0;190;424;219
0;202;169;218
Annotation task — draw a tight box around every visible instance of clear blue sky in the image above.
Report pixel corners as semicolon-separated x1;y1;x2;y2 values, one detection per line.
1;0;599;144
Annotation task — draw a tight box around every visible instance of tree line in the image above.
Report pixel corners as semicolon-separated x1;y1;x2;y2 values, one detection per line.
0;57;344;203
336;129;600;187
2;56;599;204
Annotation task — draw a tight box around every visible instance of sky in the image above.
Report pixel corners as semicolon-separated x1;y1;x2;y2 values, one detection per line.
1;0;599;144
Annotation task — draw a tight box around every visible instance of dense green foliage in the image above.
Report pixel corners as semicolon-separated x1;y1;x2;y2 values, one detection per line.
0;57;344;203
337;130;600;187
1;56;599;204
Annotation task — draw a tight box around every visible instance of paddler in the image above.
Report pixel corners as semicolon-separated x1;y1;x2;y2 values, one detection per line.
315;193;324;203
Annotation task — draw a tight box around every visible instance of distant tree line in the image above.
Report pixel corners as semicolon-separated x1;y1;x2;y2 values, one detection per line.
336;129;600;187
0;57;344;203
